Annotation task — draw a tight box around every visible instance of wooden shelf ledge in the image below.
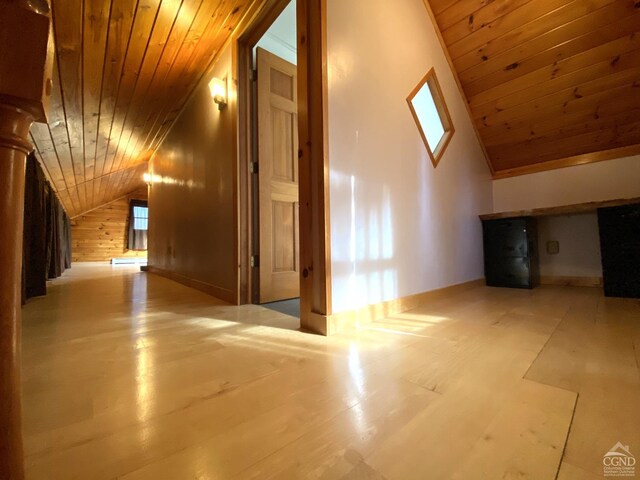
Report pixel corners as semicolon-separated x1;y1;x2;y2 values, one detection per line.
480;197;640;221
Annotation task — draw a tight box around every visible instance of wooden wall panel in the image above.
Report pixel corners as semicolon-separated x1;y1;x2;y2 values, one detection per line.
147;46;237;302
71;188;148;262
426;0;640;176
31;0;261;217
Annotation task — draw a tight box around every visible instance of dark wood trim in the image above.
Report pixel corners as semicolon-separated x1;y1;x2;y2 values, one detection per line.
492;145;640;179
147;266;236;304
540;276;603;288
70;186;147;220
480;196;640;221
231;41;243;306
297;0;332;333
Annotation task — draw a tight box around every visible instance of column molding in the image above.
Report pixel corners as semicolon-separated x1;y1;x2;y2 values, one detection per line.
0;102;35;480
0;1;53;476
0;103;35;153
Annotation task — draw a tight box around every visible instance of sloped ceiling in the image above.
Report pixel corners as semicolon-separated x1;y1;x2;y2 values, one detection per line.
426;0;640;177
32;0;259;217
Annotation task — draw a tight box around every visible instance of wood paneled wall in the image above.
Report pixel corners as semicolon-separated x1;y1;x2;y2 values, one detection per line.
147;46;237;304
71;188;148;262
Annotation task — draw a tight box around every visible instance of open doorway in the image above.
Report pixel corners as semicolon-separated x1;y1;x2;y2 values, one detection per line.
244;1;300;317
238;0;331;334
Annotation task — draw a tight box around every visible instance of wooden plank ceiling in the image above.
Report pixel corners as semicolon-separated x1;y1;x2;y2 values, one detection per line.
427;0;640;176
32;0;257;217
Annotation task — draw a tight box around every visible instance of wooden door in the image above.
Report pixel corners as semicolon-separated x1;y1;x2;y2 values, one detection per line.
257;47;299;303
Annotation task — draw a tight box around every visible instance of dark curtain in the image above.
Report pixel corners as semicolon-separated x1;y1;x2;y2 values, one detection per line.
22;153;72;303
128;199;148;251
22;154;48;300
64;215;72;269
47;197;61;279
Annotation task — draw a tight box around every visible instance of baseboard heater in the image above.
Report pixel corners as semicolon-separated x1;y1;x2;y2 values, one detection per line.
111;257;148;266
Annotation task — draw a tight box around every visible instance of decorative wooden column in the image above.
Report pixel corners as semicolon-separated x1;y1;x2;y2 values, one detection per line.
0;1;53;477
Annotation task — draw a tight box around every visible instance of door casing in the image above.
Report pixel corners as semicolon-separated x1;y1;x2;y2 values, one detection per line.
237;0;332;334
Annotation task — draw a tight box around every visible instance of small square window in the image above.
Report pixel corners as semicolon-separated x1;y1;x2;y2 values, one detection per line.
407;68;454;167
132;205;148;231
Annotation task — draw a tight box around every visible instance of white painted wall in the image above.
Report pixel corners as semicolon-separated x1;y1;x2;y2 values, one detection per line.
492;153;640;284
254;0;296;65
537;214;602;279
327;0;493;314
493;155;640;213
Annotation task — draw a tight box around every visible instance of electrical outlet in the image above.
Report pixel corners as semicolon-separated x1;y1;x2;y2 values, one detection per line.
547;240;560;255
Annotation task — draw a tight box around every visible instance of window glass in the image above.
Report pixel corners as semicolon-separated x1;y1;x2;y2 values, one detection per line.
133;206;148;231
407;68;454;167
411;83;445;152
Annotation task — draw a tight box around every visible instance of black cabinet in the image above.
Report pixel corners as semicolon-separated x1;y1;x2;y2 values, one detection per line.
597;203;640;298
482;217;539;289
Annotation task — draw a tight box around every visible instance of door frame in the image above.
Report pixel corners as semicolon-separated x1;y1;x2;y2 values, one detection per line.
237;0;332;334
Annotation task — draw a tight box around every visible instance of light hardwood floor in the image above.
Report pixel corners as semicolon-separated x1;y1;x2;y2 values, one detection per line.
21;265;640;479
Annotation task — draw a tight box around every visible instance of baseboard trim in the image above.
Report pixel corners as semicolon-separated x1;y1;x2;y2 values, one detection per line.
327;278;485;335
301;311;331;336
540;275;603;287
147;266;236;304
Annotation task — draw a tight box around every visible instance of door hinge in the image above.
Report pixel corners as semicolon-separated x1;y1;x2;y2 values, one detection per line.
250;69;258;82
250;162;258;174
250;255;259;268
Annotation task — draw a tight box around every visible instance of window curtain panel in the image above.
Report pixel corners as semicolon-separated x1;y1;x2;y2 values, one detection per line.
128;199;148;251
22;153;48;300
22;152;72;303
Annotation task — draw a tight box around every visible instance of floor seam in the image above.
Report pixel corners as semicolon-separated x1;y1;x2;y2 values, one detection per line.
521;313;566;383
554;391;579;480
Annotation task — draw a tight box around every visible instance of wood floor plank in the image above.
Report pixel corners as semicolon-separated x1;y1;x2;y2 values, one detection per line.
526;289;640;478
557;461;603;480
21;268;640;479
451;380;576;480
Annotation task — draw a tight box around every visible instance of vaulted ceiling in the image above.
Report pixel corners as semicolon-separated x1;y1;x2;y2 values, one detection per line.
426;0;640;177
33;0;640;213
32;0;259;217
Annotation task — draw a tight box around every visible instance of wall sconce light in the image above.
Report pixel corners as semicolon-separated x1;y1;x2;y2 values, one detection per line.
143;173;152;185
209;77;227;110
